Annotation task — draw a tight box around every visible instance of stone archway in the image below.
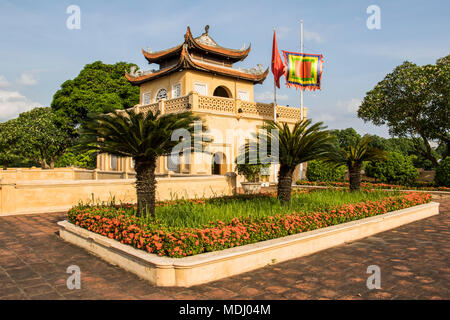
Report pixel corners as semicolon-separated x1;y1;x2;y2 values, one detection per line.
212;152;227;175
213;86;232;98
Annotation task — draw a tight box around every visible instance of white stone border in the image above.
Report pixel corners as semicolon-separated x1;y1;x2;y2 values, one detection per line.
58;202;439;287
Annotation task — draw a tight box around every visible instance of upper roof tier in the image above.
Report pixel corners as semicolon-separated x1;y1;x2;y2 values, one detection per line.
125;26;268;85
142;25;251;64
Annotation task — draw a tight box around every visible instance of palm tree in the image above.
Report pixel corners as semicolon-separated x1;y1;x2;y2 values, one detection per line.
79;108;204;217
324;136;387;191
253;119;334;204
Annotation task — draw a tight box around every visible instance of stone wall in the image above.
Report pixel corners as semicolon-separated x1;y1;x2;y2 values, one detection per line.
0;168;234;216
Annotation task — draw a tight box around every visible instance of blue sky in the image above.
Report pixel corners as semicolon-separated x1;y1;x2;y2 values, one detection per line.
0;0;449;137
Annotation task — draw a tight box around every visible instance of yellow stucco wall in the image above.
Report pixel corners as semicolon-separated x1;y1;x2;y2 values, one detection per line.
0;174;233;216
139;70;255;103
184;70;255;101
139;70;187;103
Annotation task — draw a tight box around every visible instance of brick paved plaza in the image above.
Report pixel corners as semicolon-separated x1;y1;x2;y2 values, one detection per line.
0;197;448;300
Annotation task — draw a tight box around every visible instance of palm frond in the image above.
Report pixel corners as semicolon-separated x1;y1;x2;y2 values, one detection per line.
78;108;207;161
243;118;334;169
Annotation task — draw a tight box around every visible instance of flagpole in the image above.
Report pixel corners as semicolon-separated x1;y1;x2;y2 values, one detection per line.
273;28;278;185
300;20;304;122
299;19;304;181
273;27;278;121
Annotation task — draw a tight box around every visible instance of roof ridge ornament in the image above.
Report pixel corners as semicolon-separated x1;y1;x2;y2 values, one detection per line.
185;26;192;42
238;64;265;75
128;66;155;78
204;25;209;34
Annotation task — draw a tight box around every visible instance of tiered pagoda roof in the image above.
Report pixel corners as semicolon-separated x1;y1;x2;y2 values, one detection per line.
125;26;268;85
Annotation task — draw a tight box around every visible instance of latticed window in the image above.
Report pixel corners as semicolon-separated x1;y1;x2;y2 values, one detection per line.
172;84;181;98
110;155;118;171
143;92;151;105
194;83;207;96
156;88;168;101
238;90;249;101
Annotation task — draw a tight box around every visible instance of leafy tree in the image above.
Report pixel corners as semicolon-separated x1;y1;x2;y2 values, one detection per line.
51;61;140;131
306;159;346;182
1;107;71;169
366;135;435;169
0;121;21;169
358;55;450;167
385;137;416;156
365;151;418;185
329;128;361;149
324;136;387;191
78;109;205;217
435;157;450;187
252;119;333;204
55;148;97;169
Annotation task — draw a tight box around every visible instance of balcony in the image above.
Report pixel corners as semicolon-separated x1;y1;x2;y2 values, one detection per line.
136;92;306;123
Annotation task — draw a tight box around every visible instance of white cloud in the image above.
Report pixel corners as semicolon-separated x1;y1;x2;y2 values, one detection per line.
0;75;10;88
314;114;335;123
17;71;38;86
304;30;323;44
0;90;42;122
276;26;291;39
337;98;362;113
255;91;289;102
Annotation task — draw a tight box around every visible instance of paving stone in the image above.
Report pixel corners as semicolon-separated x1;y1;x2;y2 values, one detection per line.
22;284;56;296
0;198;448;299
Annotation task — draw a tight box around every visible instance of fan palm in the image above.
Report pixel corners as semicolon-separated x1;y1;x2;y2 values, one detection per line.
78;108;205;217
324;136;387;191
253;119;334;204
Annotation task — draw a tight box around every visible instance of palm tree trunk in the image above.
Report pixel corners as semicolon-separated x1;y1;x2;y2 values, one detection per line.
349;163;362;192
134;158;157;218
277;164;294;204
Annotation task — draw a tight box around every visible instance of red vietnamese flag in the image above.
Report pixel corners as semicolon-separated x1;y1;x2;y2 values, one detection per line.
271;30;285;88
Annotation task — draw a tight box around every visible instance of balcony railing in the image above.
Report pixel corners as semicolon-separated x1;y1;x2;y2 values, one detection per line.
136;92;306;123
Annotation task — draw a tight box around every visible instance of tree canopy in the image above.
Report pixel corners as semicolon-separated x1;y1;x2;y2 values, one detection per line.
329;128;361;149
0;107;71;169
358;55;450;167
51;61;140;130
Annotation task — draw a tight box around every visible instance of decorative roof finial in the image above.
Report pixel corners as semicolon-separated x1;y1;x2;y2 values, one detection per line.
205;25;209;34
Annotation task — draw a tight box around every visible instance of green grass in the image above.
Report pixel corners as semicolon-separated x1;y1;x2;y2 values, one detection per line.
146;189;395;229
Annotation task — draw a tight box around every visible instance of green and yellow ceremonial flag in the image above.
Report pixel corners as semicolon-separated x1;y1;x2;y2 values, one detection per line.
282;51;323;91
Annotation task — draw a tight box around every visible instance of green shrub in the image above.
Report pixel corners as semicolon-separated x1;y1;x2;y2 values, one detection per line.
435;157;450;187
410;154;436;170
365;151;418;185
235;153;270;182
55;149;97;169
306;160;346;182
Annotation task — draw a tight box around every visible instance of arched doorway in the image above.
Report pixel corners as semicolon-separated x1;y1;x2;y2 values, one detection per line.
212;152;227;175
213;86;232;98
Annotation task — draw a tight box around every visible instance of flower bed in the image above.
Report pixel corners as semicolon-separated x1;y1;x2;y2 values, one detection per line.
296;180;450;192
67;191;431;258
